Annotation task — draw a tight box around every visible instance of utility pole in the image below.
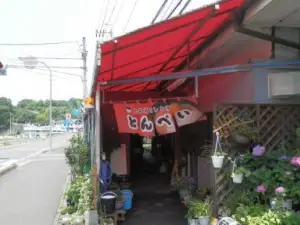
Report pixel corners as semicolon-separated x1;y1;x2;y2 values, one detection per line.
82;37;88;99
81;37;88;134
9;113;12;135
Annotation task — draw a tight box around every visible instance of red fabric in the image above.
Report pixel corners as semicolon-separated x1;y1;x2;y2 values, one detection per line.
98;0;245;91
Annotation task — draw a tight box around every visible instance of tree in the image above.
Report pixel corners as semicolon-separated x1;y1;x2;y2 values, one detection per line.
0;97;13;129
14;108;37;124
1;97;83;126
36;109;48;125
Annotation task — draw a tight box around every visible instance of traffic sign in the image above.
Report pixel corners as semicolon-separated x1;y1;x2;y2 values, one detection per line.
65;113;72;120
72;109;80;117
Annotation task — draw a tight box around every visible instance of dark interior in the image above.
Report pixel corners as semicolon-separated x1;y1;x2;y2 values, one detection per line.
122;134;187;225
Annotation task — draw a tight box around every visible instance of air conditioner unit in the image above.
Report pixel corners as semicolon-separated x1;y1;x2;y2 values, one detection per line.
268;71;300;98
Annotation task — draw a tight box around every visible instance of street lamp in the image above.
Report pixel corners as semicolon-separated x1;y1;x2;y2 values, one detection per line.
18;56;53;151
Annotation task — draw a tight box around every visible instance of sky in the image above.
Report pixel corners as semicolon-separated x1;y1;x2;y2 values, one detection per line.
0;0;217;105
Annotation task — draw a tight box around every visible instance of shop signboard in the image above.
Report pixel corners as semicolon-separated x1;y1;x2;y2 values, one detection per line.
113;97;206;136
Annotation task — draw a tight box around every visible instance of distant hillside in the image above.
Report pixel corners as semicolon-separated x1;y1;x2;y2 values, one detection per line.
0;97;82;128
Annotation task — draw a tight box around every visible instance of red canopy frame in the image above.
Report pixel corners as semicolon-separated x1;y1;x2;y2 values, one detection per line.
97;0;247;92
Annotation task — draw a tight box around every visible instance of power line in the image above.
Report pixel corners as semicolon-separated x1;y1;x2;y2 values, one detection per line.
9;65;83;69
151;0;169;24
160;0;176;21
13;67;78;81
0;41;79;46
179;0;193;15
122;0;140;33
35;68;83;80
36;57;82;60
99;0;111;36
0;56;81;61
112;0;125;30
106;1;117;25
166;0;185;19
97;0;108;30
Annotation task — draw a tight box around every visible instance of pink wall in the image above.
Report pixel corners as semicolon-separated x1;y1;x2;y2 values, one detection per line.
195;72;254;112
184;31;272;112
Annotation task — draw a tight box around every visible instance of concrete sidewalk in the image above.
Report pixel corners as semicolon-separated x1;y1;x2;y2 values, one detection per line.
0;149;68;225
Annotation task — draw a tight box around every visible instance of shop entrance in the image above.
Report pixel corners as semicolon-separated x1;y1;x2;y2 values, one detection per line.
123;134;186;225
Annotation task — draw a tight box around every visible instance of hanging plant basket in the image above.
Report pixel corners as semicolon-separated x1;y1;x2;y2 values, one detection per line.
232;173;243;184
211;155;225;168
211;132;225;169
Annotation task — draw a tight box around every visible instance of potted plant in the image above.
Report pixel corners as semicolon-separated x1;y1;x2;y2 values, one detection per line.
211;152;226;169
185;198;211;225
231;166;250;184
211;132;226;169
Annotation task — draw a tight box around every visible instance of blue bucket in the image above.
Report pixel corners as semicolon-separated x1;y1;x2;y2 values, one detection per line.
121;189;133;210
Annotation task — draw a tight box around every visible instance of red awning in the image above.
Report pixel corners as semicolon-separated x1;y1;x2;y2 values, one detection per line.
98;0;246;92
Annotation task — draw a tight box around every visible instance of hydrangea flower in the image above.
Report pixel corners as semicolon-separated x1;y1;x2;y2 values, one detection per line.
275;187;285;193
252;145;265;156
290;157;300;167
256;185;267;193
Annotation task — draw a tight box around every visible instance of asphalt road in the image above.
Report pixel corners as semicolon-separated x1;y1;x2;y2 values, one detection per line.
0;133;73;225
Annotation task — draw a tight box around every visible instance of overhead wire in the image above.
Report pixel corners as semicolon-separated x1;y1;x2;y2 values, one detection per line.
111;0;125;31
1;56;81;61
159;0;176;21
179;0;193;15
0;41;79;46
99;0;112;37
106;1;117;25
122;0;140;34
13;67;78;81
166;0;185;19
34;68;83;80
97;0;108;31
151;0;169;24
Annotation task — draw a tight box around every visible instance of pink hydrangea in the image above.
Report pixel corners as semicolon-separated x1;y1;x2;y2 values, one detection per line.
275;187;285;193
290;157;300;167
256;185;267;193
253;145;265;156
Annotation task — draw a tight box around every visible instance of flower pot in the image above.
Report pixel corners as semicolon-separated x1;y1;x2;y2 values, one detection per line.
232;173;243;184
84;210;98;225
211;155;224;168
231;133;250;144
198;216;210;225
188;219;198;225
179;188;189;200
284;199;293;210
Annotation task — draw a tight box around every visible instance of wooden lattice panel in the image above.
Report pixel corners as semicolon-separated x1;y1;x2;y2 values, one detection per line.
212;103;300;213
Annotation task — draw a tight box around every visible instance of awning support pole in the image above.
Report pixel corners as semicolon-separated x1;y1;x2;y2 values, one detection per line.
95;86;101;183
235;25;300;50
100;60;300;87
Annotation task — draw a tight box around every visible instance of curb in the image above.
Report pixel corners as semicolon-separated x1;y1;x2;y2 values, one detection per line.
0;146;63;178
0;163;17;177
52;170;71;225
